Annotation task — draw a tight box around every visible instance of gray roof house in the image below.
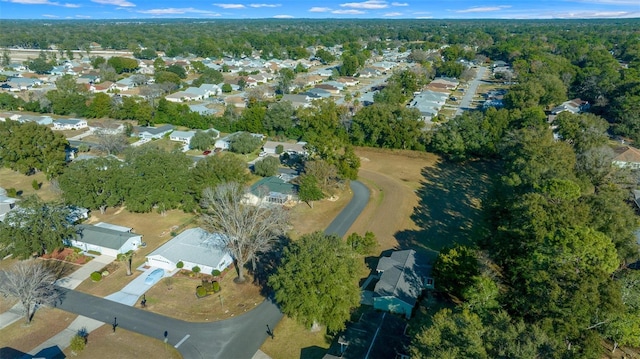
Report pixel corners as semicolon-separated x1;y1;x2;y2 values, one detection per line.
169;130;196;145
53;118;88;130
373;250;432;319
146;227;233;274
0;188;19;222
69;223;142;257
134;125;174;139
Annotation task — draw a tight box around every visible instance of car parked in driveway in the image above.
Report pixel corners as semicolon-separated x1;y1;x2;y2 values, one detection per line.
203;150;212;156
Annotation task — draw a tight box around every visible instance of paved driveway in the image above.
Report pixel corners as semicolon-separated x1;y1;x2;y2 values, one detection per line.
104;266;163;306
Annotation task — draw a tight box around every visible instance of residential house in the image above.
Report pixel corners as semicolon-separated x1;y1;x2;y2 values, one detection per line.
115;77;136;91
0;112;20;121
613;146;640;169
92;81;116;93
133;124;174;140
358;68;380;78
337;77;360;87
0;188;19;222
305;88;332;99
53;118;88;130
188;103;218;116
550;98;590;115
281;94;312;109
169;130;196;146
70;223;143;257
263;141;307;155
18;114;53;125
245;176;298;206
5;77;41;91
316;83;342;94
146;227;233;274
373;249;432;319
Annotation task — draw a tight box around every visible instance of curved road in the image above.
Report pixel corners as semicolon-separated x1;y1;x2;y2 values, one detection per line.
54;180;370;359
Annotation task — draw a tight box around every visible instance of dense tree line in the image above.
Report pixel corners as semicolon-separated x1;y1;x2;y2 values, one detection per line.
58;147;251;214
0;120;68;179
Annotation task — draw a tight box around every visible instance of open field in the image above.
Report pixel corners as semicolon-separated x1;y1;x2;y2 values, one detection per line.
0;168;60;202
62;324;182;359
348;147;440;253
260;316;331;359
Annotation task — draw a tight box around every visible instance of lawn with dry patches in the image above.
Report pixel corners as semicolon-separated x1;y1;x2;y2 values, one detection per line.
0;307;77;353
62;324;182;359
0;168;60;202
260;316;331;359
143;271;264;322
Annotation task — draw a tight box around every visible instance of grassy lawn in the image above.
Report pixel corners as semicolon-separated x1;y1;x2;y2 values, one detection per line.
260;316;331;359
288;186;353;240
143;271;264;322
141;137;185;152
0;168;60;202
62;325;182;359
0;307;77;354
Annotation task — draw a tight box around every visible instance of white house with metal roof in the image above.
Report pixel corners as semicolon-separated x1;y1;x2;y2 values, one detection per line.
69;223;142;257
146;227;233;274
53;118;88;130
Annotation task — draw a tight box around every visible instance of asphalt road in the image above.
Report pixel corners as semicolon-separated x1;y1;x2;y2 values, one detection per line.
50;180;370;359
455;66;487;117
324;180;370;238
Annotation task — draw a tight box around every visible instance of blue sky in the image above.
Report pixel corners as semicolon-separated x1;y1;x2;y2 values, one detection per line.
1;0;638;19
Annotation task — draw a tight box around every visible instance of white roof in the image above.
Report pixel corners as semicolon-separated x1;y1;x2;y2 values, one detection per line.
94;222;132;233
148;228;229;269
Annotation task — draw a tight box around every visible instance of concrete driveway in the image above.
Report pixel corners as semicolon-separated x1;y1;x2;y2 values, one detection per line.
104;266;165;306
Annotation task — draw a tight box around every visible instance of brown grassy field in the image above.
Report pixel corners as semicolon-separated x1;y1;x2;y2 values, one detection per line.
62;325;182;359
259;317;332;359
0;168;60;202
143;272;264;322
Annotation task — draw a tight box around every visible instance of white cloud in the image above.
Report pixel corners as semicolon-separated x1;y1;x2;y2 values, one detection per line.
250;3;281;7
391;2;408;6
567;0;640;4
42;13;58;17
273;14;293;18
138;7;220;15
309;6;331;12
92;0;135;7
384;11;402;16
4;0;80;7
213;3;245;9
75;14;91;18
340;0;387;9
542;10;639;18
332;9;366;14
456;5;511;13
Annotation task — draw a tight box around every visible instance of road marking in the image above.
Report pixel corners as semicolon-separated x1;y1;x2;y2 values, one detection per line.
174;334;190;348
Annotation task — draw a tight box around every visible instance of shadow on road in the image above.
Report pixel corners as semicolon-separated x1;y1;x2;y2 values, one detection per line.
394;159;496;262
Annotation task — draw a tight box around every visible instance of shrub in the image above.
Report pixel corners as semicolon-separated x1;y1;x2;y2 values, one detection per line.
101;270;109;277
211;269;221;277
275;144;284;154
72;247;82;253
212;281;221;293
70;333;86;352
176;261;184;269
196;286;207;298
5;188;17;197
192;266;201;274
88;250;101;256
31;179;40;190
90;271;102;282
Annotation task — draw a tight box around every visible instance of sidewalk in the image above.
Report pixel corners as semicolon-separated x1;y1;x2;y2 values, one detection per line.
0;254;115;330
27;316;104;357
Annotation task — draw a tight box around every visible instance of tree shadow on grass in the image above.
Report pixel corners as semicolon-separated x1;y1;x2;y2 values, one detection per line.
395;159;497;263
253;236;290;298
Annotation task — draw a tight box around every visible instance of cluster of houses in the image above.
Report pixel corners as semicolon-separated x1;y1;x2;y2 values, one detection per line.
408;77;460;123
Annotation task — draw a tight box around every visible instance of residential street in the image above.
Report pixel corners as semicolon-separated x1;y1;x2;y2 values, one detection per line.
455;66;487;117
49;180;370;358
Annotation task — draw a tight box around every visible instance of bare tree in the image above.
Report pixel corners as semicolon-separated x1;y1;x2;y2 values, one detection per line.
94;128;129;155
200;182;288;283
0;260;59;324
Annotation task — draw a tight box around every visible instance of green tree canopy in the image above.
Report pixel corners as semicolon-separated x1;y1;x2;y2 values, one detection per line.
269;232;362;333
0;196;76;258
